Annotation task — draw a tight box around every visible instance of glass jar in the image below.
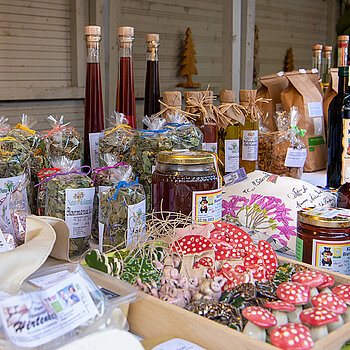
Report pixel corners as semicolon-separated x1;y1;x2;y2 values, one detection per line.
152;150;222;223
297;207;350;275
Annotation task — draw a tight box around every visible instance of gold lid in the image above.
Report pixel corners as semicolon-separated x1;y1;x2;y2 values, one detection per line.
298;208;350;228
156;150;215;165
146;33;159;42
312;44;323;50
84;25;101;36
323;46;333;52
338;35;349;42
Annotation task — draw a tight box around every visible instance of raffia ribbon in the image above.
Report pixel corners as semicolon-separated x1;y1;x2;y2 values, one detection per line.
152;100;197;121
217;90;246;128
240;90;271;122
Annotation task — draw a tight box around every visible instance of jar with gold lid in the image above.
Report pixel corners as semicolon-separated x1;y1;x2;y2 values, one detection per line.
152;150;222;223
297;207;350;275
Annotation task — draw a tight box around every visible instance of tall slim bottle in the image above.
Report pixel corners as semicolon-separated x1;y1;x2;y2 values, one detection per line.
338;35;349;67
321;46;332;90
84;25;104;168
116;26;136;128
144;34;160;122
312;44;322;80
327;66;350;188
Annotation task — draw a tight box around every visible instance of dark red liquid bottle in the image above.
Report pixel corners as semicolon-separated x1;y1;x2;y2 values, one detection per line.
144;34;160;125
84;25;104;168
116;27;136;128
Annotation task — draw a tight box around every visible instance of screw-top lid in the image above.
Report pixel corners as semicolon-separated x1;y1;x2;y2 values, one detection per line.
146;33;159;42
118;26;134;37
163;91;181;108
323;45;333;52
84;25;101;36
156;150;215;165
338;35;349;42
298;207;350;228
312;44;323;50
339;66;349;77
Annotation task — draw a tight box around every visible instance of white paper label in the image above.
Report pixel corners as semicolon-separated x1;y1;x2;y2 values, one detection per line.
242;130;258;161
202;142;217;154
277;71;284;77
304;208;350;219
308;102;323;118
29;270;72;289
313;117;323;136
97;185;111;247
0;274;98;348
89;132;101;169
284;148;307;168
341;118;350;184
225;139;239;173
153;338;206;350
192;188;222;224
299;69;306;74
65;188;95;238
311;68;319;74
127;199;146;247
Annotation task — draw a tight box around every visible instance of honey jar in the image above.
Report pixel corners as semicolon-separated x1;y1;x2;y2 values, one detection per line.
297;207;350;275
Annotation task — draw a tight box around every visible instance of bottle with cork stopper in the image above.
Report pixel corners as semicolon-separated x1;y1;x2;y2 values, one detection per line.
312;44;323;80
116;26;136;128
84;25;104;168
321;46;332;90
144;34;160;127
338;35;349;67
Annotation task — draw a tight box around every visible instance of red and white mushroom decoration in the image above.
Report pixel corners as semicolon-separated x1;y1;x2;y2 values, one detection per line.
270;323;314;350
332;284;350;323
276;282;310;323
291;270;326;308
264;300;296;327
318;274;335;294
242;306;277;342
299;307;339;341
311;293;347;332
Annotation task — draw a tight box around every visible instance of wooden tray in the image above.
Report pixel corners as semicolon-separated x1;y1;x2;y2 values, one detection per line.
127;255;350;350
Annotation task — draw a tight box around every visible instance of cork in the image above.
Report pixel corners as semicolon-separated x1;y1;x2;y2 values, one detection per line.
163;91;181;108
323;46;332;52
84;25;101;36
146;33;159;42
220;90;236;103
118;26;134;37
239;89;257;104
312;44;323;50
338;35;349;42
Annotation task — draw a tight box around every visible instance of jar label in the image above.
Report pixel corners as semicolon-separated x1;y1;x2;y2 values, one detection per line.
341;118;350;184
225;139;239;172
296;236;303;262
127;199;146;247
202;142;217;154
312;239;350;275
284;148;307;167
242;130;258;161
65;188;95;238
192;189;222;224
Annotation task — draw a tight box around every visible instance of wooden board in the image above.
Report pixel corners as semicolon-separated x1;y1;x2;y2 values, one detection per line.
127;255;350;350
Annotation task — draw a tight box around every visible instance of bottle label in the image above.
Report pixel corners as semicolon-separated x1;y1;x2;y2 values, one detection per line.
89;132;101;169
242;130;258;161
192;188;222;224
127;199;146;247
225;139;239;173
312;239;350;275
65;188;95;238
341;118;350;184
224;168;247;187
308;102;323;118
284;148;307;167
202;142;217;154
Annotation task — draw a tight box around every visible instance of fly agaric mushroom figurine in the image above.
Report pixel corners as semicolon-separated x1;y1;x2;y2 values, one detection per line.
242;306;277;342
299;307;339;341
264;300;295;327
332;284;350;323
172;235;215;281
311;293;347;332
318;274;335;294
270;323;314;350
276;282;310;323
291;270;326;308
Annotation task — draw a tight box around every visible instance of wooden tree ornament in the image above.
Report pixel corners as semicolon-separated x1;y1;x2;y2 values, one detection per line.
283;47;294;72
177;28;201;88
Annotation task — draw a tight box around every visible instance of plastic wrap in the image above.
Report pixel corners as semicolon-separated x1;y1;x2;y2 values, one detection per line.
0;197;16;252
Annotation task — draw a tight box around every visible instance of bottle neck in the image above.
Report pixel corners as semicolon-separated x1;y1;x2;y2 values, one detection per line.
146;42;159;61
86;38;101;63
338;75;350;95
119;40;133;58
338;41;348;67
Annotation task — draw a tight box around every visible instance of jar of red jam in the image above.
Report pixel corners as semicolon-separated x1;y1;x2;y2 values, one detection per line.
152;150;222;224
297;207;350;275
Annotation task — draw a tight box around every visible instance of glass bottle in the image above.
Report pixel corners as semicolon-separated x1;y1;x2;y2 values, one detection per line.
312;44;322;80
341;90;350;184
84;25;104;168
338;35;349;67
239;90;259;174
327;66;350;188
218;90;240;175
321;46;332;90
116;26;136;128
144;34;160;123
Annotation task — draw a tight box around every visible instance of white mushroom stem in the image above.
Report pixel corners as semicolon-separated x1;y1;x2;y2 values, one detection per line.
319;287;332;294
305;287;319;309
310;324;328;342
287;305;303;323
343;309;350;323
328;315;344;333
243;321;266;342
267;311;288;335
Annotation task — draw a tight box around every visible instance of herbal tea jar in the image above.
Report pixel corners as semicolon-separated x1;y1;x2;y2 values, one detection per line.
297;207;350;275
152;150;222;224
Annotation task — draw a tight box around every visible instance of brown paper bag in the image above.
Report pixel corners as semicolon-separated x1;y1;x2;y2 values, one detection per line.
281;71;326;172
323;68;338;136
257;73;289;131
306;69;324;96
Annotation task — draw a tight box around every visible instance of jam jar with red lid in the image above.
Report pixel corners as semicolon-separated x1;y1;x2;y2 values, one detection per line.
297;207;350;275
152;150;222;224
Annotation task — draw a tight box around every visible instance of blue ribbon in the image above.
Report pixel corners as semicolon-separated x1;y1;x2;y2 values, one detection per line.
165;122;191;128
139;127;172;138
108;178;139;201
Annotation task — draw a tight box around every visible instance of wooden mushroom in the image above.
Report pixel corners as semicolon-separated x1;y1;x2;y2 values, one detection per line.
332;284;350;323
318;274;335;294
242;306;277;342
264;300;296;327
